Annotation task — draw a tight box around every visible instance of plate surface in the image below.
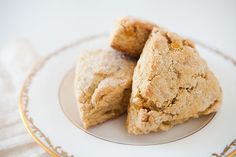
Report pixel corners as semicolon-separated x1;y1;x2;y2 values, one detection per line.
20;34;236;157
59;68;215;145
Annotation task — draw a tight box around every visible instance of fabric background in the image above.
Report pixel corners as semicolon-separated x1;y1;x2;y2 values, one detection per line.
0;40;49;157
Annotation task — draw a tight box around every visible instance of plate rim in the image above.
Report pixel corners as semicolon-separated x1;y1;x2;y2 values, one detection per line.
19;33;107;157
19;33;236;157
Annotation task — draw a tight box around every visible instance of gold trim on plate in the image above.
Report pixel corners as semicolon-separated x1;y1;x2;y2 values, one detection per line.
212;139;236;157
19;34;236;157
19;34;107;157
19;55;74;157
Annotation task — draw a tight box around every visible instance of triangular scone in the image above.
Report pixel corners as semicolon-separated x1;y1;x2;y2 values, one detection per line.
127;28;222;134
74;49;136;129
110;16;156;57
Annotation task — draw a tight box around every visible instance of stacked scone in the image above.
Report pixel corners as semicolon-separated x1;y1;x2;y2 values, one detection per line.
74;17;222;134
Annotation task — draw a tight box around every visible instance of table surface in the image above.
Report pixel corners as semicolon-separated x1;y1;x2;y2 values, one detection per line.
0;0;236;58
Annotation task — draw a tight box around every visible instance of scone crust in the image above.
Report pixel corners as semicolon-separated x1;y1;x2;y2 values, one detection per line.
110;16;156;57
74;49;136;129
127;28;222;134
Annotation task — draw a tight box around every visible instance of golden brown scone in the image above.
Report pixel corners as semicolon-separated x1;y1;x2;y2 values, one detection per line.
110;17;158;57
74;49;136;129
127;28;222;134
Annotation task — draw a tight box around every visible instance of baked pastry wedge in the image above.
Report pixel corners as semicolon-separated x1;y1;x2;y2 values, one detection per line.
74;49;136;129
127;27;222;134
110;16;157;57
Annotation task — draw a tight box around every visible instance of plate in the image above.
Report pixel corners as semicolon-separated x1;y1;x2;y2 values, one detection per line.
59;67;215;145
20;34;236;157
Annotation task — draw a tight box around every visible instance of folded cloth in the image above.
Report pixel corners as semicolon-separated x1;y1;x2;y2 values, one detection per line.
0;39;49;157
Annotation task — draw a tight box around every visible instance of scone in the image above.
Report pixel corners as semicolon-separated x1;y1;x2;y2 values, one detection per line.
110;16;157;57
127;27;222;134
74;49;136;129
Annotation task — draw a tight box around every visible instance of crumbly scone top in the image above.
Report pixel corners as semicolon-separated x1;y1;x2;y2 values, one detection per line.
75;49;136;108
110;16;157;56
128;27;222;133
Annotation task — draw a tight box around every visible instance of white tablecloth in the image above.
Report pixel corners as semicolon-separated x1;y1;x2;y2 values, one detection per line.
0;40;49;157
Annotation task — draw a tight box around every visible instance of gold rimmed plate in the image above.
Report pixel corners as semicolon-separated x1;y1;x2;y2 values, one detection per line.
20;34;236;157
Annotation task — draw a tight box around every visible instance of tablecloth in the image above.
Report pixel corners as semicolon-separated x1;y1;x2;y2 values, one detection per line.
0;39;49;157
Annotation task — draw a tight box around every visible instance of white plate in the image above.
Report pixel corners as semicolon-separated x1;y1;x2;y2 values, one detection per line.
20;34;236;157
